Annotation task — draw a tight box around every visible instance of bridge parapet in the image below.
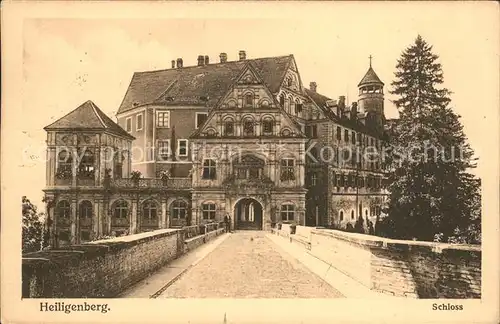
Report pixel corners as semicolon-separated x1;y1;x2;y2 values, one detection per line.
273;226;481;298
22;224;225;298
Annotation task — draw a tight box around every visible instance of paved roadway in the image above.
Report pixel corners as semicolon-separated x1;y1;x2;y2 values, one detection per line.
159;231;344;298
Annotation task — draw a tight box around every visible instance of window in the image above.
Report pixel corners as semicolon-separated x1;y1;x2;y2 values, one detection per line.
339;210;344;221
305;125;318;138
243;119;254;136
245;93;254;107
281;204;295;221
178;139;188;157
344;129;349;143
262;118;274;135
56;150;72;179
351;210;355;220
172;200;188;219
57;200;71;218
224;119;234;136
142;200;158;219
81;231;90;241
114;152;124;179
113;200;128;218
311;172;317;186
280;159;295;181
157;140;170;159
78;150;95;179
196;112;208;129
336;127;341;141
202;203;216;220
279;94;285;107
79;201;92;218
287;76;293;87
202;159;216;180
156;111;170;128
352;131;356;145
126;117;132;132
136;113;143;131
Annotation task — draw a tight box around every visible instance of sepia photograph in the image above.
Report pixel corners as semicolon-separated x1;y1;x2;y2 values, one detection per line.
2;1;499;323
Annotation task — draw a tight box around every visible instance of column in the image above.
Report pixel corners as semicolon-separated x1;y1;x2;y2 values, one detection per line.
70;198;78;245
161;199;167;228
72;147;78;187
93;199;100;238
48;201;56;248
131;200;138;234
47;147;56;186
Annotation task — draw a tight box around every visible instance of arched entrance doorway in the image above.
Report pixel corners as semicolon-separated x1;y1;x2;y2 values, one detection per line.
234;198;263;230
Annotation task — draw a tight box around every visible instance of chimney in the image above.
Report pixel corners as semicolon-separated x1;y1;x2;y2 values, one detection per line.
204;55;209;65
219;52;227;63
310;82;317;92
171;60;175;68
239;50;246;60
350;102;358;120
176;58;183;68
197;55;204;66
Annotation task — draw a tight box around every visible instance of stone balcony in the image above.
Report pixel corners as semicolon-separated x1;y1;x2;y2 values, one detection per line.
109;177;192;190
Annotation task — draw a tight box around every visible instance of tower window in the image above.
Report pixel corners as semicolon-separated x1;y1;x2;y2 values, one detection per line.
78;150;95;179
79;200;92;219
57;150;73;179
57;200;71;219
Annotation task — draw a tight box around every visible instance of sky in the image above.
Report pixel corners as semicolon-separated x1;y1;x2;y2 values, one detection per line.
18;3;499;210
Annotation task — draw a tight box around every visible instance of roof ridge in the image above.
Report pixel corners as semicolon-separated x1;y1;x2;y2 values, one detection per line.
133;54;292;75
89;100;107;128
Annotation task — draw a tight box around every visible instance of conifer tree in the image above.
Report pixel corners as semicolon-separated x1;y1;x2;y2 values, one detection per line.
385;35;481;243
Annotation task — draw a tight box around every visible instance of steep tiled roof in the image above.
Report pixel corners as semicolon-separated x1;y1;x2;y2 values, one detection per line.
305;88;381;137
358;67;384;86
44;100;134;140
118;55;293;114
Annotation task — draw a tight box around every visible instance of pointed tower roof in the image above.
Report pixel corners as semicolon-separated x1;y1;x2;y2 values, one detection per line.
44;100;135;140
358;56;384;87
358;66;384;87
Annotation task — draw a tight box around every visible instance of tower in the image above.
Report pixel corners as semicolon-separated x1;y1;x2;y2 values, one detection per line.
357;55;385;131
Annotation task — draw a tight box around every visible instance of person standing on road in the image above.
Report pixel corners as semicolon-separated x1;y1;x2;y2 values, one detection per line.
224;214;230;233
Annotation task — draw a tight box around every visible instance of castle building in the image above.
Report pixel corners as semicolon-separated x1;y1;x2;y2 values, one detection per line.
43;51;388;246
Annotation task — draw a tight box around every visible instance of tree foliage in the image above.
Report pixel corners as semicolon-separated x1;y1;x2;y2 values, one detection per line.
22;196;49;253
386;35;481;243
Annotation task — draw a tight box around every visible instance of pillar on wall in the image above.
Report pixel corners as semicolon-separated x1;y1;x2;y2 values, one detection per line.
131;200;138;234
161;199;167;228
70;198;78;245
94;199;101;238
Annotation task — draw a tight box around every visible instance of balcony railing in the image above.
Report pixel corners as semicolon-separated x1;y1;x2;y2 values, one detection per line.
110;177;191;189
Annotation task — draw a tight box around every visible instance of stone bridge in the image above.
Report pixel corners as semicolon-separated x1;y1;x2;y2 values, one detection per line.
22;224;481;299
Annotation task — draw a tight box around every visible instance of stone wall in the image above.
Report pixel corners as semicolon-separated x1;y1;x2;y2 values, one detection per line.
22;226;225;298
273;225;481;298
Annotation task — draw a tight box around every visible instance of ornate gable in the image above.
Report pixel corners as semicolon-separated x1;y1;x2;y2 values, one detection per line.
192;63;305;139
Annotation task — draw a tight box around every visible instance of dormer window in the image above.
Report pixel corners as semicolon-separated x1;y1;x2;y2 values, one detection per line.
245;93;254;107
262;118;274;135
224;119;234;136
